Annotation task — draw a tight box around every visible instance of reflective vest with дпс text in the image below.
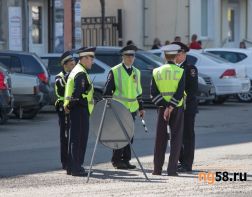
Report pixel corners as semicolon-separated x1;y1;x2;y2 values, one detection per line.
55;71;66;103
64;63;94;114
153;64;184;107
112;64;142;113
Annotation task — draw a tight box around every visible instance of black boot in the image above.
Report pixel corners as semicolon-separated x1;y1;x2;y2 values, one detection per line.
124;161;136;169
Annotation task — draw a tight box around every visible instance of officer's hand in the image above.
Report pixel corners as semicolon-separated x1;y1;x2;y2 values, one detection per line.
163;106;173;121
139;110;145;118
64;106;70;114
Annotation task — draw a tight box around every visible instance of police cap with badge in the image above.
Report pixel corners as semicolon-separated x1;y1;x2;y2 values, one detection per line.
120;44;138;56
77;47;96;58
60;50;75;66
161;44;183;55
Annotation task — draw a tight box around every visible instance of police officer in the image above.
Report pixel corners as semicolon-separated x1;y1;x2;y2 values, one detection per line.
151;44;185;176
172;41;198;172
55;51;75;171
103;44;145;169
64;47;95;176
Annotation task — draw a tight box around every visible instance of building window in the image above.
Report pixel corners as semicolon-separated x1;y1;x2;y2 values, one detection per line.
201;0;208;37
32;6;42;44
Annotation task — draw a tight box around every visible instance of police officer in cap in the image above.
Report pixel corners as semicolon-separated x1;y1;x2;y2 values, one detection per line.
64;47;95;176
103;44;145;169
151;44;185;176
55;50;75;171
171;41;198;172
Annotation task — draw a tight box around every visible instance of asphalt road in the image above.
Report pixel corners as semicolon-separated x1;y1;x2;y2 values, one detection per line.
0;101;252;178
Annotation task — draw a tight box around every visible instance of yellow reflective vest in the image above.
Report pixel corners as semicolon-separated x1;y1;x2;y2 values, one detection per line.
112;63;142;113
55;71;65;102
153;64;184;107
64;63;94;114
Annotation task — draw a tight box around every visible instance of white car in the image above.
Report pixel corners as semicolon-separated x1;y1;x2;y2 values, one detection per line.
149;49;251;104
41;54;110;104
204;48;252;102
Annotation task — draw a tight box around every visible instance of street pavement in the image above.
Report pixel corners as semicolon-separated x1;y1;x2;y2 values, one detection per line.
0;102;252;196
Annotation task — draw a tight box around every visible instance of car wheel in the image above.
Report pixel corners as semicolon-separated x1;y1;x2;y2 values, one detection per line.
236;88;252;102
0;110;8;124
14;108;40;119
94;90;103;104
213;96;228;104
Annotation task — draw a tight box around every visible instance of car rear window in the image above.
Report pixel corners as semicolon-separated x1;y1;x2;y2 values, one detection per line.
208;51;247;63
95;54;121;67
22;54;45;75
202;52;229;63
0;55;22;73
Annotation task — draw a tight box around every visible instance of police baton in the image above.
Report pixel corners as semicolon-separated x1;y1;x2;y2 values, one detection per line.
167;121;171;147
140;117;148;133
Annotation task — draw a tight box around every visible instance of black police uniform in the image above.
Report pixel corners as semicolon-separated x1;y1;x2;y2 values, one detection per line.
55;51;74;171
68;68;91;175
178;59;198;171
65;47;95;176
171;41;199;172
103;45;143;169
103;65;143;169
55;70;70;170
151;60;185;176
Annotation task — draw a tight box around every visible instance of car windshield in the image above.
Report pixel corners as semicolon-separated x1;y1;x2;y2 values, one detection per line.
202;52;229;63
140;52;165;65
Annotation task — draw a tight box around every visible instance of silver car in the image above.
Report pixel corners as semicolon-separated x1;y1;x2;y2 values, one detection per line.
40;54;111;104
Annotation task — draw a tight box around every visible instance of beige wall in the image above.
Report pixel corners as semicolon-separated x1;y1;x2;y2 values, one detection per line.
80;0;252;49
81;0;122;17
144;0;189;48
122;0;143;48
80;0;188;49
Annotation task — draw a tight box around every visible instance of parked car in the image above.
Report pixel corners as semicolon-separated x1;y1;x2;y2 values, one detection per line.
197;73;215;103
0;66;13;124
40;53;111;104
204;48;252;102
0;51;53;106
150;49;251;104
95;46;216;103
0;59;44;119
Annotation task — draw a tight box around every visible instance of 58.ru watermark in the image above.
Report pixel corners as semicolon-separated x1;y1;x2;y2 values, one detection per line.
198;171;247;184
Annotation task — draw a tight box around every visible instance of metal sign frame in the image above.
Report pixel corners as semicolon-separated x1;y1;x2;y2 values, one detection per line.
87;99;150;182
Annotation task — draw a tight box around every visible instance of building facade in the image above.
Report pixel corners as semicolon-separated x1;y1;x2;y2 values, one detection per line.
0;0;81;55
1;0;252;54
81;0;252;49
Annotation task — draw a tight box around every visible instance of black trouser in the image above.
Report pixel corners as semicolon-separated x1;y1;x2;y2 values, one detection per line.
68;106;89;173
111;112;136;164
179;112;196;170
153;107;184;174
56;102;70;168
